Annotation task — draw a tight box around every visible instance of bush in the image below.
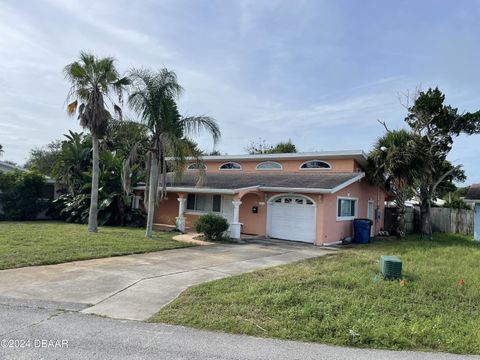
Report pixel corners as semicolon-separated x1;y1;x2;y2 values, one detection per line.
47;193;146;227
0;170;47;220
195;213;229;241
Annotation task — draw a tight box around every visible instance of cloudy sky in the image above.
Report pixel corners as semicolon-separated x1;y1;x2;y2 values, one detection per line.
1;0;479;183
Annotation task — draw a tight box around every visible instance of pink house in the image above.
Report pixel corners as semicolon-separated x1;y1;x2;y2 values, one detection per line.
135;150;386;245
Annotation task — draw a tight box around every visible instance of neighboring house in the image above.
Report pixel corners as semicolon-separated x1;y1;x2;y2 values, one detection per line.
0;160;23;173
465;184;480;241
135;150;387;245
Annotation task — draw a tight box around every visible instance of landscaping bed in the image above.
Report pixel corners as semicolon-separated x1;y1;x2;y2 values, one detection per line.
152;233;480;354
0;221;192;270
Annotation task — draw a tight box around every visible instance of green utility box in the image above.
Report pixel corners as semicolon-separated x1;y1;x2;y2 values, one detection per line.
380;255;402;280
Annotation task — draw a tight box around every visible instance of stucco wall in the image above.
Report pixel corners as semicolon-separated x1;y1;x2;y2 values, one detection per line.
239;192;267;235
186;158;357;174
321;180;385;244
153;194;179;225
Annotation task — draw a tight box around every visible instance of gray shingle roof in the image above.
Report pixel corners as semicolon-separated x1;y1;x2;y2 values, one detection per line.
160;172;363;191
465;184;480;200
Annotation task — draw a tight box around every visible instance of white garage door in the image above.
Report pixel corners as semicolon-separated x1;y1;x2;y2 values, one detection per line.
267;196;316;243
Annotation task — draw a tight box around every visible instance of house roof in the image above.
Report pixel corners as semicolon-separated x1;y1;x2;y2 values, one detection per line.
135;172;365;194
465;184;480;201
0;161;23;172
0;160;55;184
173;150;369;167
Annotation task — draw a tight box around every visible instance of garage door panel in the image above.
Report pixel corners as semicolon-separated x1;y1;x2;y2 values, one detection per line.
268;197;316;243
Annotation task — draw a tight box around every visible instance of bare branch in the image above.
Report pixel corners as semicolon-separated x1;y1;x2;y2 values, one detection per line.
377;119;392;133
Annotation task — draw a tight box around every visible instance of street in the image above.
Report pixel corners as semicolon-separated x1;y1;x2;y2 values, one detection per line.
0;297;477;360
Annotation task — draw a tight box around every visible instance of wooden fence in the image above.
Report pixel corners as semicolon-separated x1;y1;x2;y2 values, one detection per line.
430;207;474;235
384;206;474;235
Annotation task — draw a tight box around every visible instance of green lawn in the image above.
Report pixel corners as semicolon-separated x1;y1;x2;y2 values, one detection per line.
152;233;480;354
0;221;192;270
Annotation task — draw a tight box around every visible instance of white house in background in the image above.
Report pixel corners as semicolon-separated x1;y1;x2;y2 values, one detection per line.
0;160;23;173
465;184;480;241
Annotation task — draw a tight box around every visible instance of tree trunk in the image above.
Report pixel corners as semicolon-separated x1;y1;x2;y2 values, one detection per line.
419;186;433;239
396;196;406;239
88;134;99;232
145;156;159;238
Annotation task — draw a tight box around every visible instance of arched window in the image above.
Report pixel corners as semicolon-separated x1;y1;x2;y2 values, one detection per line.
256;161;283;170
299;160;331;169
187;163;207;170
219;162;242;170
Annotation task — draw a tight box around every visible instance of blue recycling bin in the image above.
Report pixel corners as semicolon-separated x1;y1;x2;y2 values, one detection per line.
353;218;372;244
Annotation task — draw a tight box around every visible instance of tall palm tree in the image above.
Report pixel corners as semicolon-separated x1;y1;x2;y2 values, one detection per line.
368;129;421;238
126;68;220;237
64;52;130;232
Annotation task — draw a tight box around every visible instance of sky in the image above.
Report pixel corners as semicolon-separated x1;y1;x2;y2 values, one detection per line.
0;0;479;183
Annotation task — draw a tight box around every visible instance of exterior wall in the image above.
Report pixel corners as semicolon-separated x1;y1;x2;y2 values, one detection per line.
146;175;385;245
321;180;385;244
239;192;267;235
187;158;357;174
153;193;179;226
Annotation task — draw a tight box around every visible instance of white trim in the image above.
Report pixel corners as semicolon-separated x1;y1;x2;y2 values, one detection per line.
259;186;331;194
267;193;317;206
186;163;207;171
173;150;367;162
330;173;365;193
165;187;236;194
336;196;358;221
299;160;332;170
218;162;242;170
256;161;283;171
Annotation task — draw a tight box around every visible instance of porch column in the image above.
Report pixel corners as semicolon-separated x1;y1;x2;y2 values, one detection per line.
176;195;187;233
230;200;242;239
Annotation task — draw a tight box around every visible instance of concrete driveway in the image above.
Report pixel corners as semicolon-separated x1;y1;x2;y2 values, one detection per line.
0;240;333;321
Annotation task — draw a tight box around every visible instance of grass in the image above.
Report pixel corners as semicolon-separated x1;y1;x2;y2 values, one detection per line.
152;233;480;354
0;221;192;270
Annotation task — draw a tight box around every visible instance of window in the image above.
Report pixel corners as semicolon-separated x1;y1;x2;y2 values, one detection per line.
256;161;282;170
219;162;241;170
271;196;315;206
187;163;207;170
337;197;357;220
300;160;331;169
186;194;221;212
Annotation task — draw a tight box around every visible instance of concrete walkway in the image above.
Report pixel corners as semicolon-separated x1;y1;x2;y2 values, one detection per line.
0;297;477;360
0;240;333;321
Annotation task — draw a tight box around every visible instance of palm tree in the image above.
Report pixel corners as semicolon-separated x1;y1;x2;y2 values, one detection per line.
0;144;3;157
126;68;220;237
368;129;421;238
64;52;130;232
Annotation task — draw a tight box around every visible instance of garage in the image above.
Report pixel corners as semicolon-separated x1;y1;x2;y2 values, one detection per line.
267;195;316;243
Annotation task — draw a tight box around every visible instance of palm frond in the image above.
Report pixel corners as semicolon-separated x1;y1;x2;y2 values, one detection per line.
181;115;220;145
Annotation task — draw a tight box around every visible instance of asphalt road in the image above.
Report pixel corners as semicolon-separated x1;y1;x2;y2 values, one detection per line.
0;297;478;360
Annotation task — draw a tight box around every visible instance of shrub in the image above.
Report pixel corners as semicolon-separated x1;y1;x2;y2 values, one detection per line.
47;193;145;227
0;170;47;220
195;213;229;241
